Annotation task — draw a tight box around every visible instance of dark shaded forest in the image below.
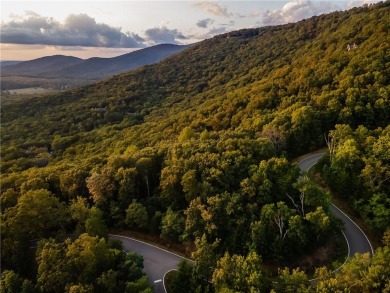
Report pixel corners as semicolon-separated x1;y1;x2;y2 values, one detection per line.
1;2;389;292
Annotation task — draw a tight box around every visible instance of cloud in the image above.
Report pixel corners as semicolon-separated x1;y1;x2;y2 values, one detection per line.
144;26;188;44
197;18;214;28
1;12;144;48
219;20;235;27
193;1;232;17
250;12;262;18
25;11;41;17
235;13;247;19
262;0;340;26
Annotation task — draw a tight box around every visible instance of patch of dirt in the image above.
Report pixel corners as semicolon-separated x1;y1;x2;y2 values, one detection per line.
297;240;336;273
261;238;339;277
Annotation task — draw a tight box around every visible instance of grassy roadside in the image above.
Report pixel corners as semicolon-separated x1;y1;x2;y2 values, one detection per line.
163;270;177;293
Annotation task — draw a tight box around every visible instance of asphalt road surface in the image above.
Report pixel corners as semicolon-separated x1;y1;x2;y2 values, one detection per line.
297;152;374;257
111;152;374;293
109;234;194;293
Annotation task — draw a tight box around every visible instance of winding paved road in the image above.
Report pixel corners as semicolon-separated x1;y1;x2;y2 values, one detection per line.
297;153;374;257
111;151;374;292
109;234;193;293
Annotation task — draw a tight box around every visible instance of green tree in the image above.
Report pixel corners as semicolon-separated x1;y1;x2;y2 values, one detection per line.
1;188;68;273
119;251;145;281
20;177;49;195
161;208;185;242
0;270;36;293
212;252;265;292
184;197;207;241
168;260;195;293
2;189;68;239
60;168;89;199
69;197;90;234
291;177;330;215
0;188;18;212
305;207;331;242
191;234;220;285
96;269;119;293
246;158;300;204
178;127;195;143
66;284;93;293
36;239;71;293
125;200;149;229
36;234;152;292
85;207;108;238
115;167;138;206
181;169;201;203
328;137;363;195
273;267;310;293
66;234;116;284
125;276;153;293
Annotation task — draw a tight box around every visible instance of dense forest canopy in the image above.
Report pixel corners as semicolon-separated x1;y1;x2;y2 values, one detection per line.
1;1;389;292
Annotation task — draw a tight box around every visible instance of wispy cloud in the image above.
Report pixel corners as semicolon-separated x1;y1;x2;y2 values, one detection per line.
1;12;144;48
219;20;235;27
261;0;340;26
196;18;215;28
193;1;232;17
249;11;262;18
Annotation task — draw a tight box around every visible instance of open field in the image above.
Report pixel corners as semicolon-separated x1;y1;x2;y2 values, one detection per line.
8;87;55;95
0;75;88;91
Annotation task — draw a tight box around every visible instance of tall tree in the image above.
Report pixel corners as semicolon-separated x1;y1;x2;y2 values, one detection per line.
212;252;265;292
125;200;149;230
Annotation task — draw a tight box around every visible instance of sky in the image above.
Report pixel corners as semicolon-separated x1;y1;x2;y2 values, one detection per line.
0;0;380;60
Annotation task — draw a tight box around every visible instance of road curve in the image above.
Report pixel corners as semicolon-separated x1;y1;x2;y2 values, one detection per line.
110;152;374;293
109;234;193;293
297;152;374;257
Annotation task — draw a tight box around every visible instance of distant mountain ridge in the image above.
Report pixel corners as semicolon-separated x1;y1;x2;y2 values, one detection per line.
53;44;189;80
1;44;188;85
1;55;83;76
0;61;22;67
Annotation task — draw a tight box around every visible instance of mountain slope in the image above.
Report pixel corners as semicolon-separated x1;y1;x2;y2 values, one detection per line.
2;2;388;152
0;61;22;67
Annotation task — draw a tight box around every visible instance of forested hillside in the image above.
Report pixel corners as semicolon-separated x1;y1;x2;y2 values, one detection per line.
1;2;389;292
